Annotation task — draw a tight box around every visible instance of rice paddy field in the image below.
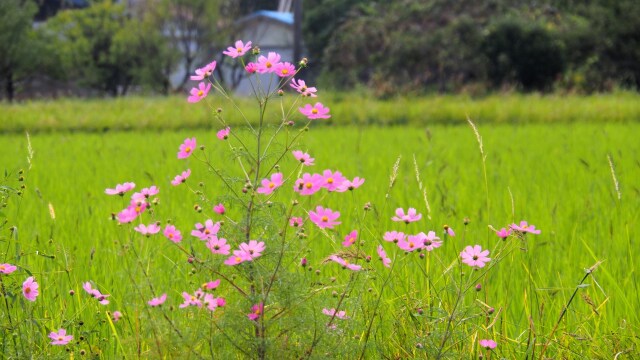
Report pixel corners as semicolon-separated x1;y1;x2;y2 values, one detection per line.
0;94;639;358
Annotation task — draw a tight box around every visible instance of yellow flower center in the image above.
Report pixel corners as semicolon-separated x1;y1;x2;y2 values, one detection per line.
269;182;275;188
281;69;289;74
0;265;5;271
25;288;31;294
305;182;313;189
311;108;318;114
327;178;333;184
321;216;328;222
185;146;191;153
266;62;272;68
301;86;307;91
197;90;204;97
409;242;415;248
235;256;242;263
169;234;174;238
204;229;210;234
236;47;243;52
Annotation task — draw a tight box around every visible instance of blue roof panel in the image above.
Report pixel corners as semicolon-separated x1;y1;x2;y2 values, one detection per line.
238;10;294;25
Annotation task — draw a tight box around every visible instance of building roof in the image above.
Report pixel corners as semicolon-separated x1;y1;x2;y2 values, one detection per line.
236;10;294;26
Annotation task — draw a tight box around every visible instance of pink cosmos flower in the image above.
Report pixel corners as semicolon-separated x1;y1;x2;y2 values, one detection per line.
223;40;252;58
510;221;541;234
273;62;296;77
191;219;221;240
248;302;264;321
112;311;122;322
0;263;17;274
187;82;211;103
298;102;331;120
479;339;497;350
289;217;303;227
290;78;317;97
342;230;358;247
130;191;146;204
294;173;323;195
320;170;347;192
49;328;73;345
141;186;159;197
177;137;197;159
256;52;281;73
377;245;391;268
335;177;365;192
239;240;266;259
148;293;167;307
496;227;512;239
179;291;202;308
163;225;182;243
224;250;251;266
134;223;161;236
245;62;257;73
216;298;226;307
329;255;361;271
213;203;225;215
207;237;231;255
22;277;39;301
203;279;220;290
82;282;110;305
421;231;442;251
116;207;138;224
383;231;405;243
190;61;217;80
203;293;221;311
292;150;315;166
398;234;424;252
460;245;491;268
309;206;341;229
257;172;284;195
322;308;349;319
392;208;422;224
216;127;230;140
105;182;135;196
444;225;455;237
171;169;191;186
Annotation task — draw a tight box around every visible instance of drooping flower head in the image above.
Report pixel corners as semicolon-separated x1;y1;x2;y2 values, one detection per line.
223;40;252;58
329;255;361;271
392;208;422;224
148;293;167;307
0;263;17;274
377;245;391;268
299;102;331;120
256;52;281;73
105;182;135;196
460;245;491;268
342;230;358;247
178;137;197;159
292;150;315;166
22;276;39;301
49;328;73;346
336;177;365;192
309;206;341;229
171;169;191;186
112;311;122;322
443;224;455;237
187;82;212;103
290;78;318;97
510;221;541;234
190;61;216;81
257;173;284;195
496;227;512;239
163;225;182;243
217;127;230;140
213;203;225;215
248;302;264;321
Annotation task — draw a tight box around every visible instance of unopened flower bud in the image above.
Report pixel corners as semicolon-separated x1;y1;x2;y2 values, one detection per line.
274;164;280;170
69;290;75;296
194;205;202;212
242;188;248;194
278;89;284;96
266;201;273;207
417;308;424;315
364;202;372;211
365;256;371;262
216;108;222;113
188;257;194;264
419;253;425;259
475;283;482;292
464;217;470;225
18;176;24;181
299;58;308;67
287;120;295;126
488;307;495;314
18;169;24;175
300;258;307;267
315;270;320;275
292;199;299;206
331;291;338;298
252;46;260;55
416;343;423;349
